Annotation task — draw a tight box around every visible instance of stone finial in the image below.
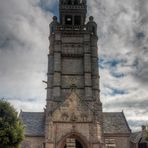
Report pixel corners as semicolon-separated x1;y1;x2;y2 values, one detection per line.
53;16;57;21
89;16;94;21
49;16;59;34
86;16;97;36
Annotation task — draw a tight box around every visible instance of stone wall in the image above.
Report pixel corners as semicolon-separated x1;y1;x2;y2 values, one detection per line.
104;134;130;148
21;136;44;148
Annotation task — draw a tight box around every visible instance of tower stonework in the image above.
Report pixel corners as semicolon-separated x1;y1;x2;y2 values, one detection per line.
20;0;131;148
45;0;104;147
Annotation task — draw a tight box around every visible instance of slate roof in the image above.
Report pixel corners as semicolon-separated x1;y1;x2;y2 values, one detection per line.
20;111;130;136
20;112;45;136
130;132;142;143
103;112;131;134
130;132;148;144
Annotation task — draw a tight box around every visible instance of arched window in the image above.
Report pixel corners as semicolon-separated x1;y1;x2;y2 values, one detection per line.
74;16;81;25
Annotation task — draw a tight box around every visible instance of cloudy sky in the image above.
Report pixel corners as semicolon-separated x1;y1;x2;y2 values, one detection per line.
0;0;148;131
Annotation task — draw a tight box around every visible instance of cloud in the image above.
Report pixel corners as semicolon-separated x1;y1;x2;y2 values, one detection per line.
0;0;55;111
0;0;148;131
87;0;148;131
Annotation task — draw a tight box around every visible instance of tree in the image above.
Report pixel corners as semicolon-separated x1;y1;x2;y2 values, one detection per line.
145;131;148;141
0;99;24;148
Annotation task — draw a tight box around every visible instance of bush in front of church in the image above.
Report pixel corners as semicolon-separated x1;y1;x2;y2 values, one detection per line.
0;99;24;148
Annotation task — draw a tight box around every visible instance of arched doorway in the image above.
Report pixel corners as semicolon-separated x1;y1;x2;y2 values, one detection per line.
64;138;83;148
58;133;88;148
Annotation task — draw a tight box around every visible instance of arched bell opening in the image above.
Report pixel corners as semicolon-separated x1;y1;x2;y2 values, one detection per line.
68;0;72;5
74;0;79;5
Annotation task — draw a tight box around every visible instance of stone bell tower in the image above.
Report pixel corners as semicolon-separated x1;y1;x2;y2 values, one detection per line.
45;0;104;147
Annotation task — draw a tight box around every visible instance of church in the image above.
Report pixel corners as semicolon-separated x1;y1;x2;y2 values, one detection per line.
20;0;132;148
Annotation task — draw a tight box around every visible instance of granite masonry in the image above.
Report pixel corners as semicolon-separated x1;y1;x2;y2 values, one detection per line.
20;0;132;148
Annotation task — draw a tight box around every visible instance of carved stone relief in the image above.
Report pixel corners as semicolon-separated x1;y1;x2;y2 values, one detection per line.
81;113;88;121
52;91;93;122
62;44;83;56
70;113;78;121
61;112;69;121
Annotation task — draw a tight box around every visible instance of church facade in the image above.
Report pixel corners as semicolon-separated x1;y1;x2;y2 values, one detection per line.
20;0;131;148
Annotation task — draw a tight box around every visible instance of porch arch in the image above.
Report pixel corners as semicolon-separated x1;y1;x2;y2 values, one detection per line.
57;132;89;148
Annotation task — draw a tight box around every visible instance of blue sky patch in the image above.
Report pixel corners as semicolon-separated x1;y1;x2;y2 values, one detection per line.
111;88;128;96
103;85;128;96
0;38;10;48
39;0;59;17
99;56;126;69
111;72;125;78
136;32;145;40
99;56;126;79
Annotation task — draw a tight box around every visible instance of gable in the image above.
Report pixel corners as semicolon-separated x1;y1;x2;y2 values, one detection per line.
52;91;94;122
103;112;131;134
20;111;131;137
20;112;45;136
